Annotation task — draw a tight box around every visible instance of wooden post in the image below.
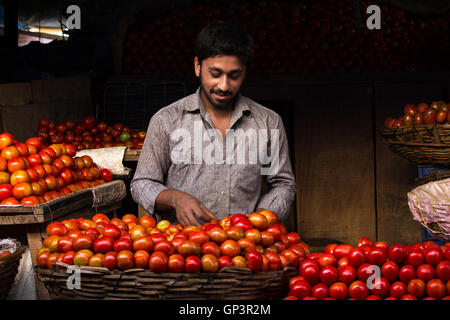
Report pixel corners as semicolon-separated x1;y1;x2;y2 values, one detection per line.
138;205;150;218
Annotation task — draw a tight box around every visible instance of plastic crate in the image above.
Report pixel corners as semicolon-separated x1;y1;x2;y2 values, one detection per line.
417;165;449;245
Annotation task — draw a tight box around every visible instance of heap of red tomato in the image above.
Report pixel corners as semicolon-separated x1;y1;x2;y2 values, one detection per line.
384;100;450;128
37;211;310;273
284;238;450;300
33;115;146;152
0;132;113;206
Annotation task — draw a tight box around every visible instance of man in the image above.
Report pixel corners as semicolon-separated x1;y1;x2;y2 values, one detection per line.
131;22;296;227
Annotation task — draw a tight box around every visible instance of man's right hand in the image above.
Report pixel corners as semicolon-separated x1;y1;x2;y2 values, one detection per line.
155;189;217;227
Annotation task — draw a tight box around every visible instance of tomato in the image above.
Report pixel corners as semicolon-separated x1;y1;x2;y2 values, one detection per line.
73;235;93;251
289;244;307;261
347;247;367;268
177;240;201;257
132;236;154;252
185;255;201;273
365;295;381;300
46;222;68;237
139;215;156;228
103;223;122;240
219;216;232;230
388;244;407;264
62;251;75;265
91;213;110;224
360;244;372;256
201;242;221;257
264;252;282;271
367;247;387;266
246;249;263;272
401;294;418;300
319;265;339;286
133;250;150;269
89;253;104;267
12;182;33;199
357;237;372;247
248;212;268;230
218;255;233;269
329;282;348;300
260;231;275;247
416;264;435;282
357;263;373;282
288;280;311;299
0;184;13;201
381;261;399;282
73;249;94;267
389;281;407;299
426;279;446;299
399;265;416;283
407;249;425;268
220;239;241;257
156;220;171;232
310;283;328;300
369;277;390;298
423;246;444;266
99;168;113;182
103;252;117;270
188;230;210;246
435;260;450;281
114;237;133;252
201;254;219;273
316;253;336;268
332;244;353;259
407;279;426;298
286;232;301;245
46;252;64;269
56;236;74;253
339;265;357;285
280;249;299;267
258;209;278;225
301;263;320;285
116;250;134;270
348;280;369;300
150;232;167;244
243;228;261;244
93;236;115;254
154;240;175;256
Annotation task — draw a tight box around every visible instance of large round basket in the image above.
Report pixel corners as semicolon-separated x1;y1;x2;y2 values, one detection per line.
0;240;26;299
36;263;297;300
379;124;450;165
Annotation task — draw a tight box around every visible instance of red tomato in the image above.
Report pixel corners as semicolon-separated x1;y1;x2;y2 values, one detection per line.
347;247;367;268
423;246;444;266
201;242;221;257
264;252;282;271
46;222;68;237
426;279;446;299
381;261;399;282
248;212;268;230
280;249;299;267
56;236;74;253
154;240;175;256
117;250;134;270
134;250;150;268
348;280;369;300
401;294;418;300
246;249;263;272
99;168;113;182
357;263;373;282
149;251;168;272
92;236;114;254
369;277;390;298
288;280;311;299
218;256;233;269
73;235;93;251
208;227;228;244
265;225;282;241
311;283;328;300
407;249;425;268
416;264;435;282
319;265;339;286
102;224;121;240
337;257;350;269
283;296;298;300
220;239;241;257
0;184;13;201
339;265;357;285
365;295;381;300
317;253;337;268
332;244;353;259
73;249;93;267
407;279;426;298
114;237;133;252
185;255;201;273
388;244;407;264
132;236;154;252
373;241;389;254
286;232;301;245
324;243;338;255
367;247;387;266
300;263;320;285
329;282;348;300
103;252;117;270
167;254;185;272
178;240;201;257
435;260;450;281
389;281;407;299
357;237;372;247
399;265;416;283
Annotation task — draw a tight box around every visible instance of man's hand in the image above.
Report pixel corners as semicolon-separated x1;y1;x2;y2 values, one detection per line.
156;189;217;227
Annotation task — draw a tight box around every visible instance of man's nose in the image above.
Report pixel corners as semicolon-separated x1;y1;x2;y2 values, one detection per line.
217;75;230;92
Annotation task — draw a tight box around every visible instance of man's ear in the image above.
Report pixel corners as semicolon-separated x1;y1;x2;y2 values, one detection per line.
194;57;201;77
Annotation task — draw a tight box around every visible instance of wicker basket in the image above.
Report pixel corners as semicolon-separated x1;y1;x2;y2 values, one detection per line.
36;262;297;300
0;240;26;299
379;124;450;165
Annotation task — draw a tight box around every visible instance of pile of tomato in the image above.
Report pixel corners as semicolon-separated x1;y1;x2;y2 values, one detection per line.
384;100;450;128
284;238;450;300
33;115;146;152
37;211;310;273
0;132;113;206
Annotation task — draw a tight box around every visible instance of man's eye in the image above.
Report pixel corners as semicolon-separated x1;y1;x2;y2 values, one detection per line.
211;73;220;78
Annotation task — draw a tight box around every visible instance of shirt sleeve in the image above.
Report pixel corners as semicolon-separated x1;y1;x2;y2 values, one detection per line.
130;114;170;215
256;115;296;222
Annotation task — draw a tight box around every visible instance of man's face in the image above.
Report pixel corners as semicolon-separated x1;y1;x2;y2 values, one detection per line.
194;55;246;110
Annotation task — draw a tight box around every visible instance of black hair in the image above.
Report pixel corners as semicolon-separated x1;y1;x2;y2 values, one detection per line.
195;21;255;66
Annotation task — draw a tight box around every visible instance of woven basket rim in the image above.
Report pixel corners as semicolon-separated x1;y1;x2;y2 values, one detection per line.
0;240;26;268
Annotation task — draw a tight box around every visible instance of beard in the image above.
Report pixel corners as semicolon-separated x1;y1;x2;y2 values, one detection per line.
199;72;237;110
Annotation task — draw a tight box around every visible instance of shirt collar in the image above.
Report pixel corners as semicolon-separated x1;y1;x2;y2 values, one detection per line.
184;87;251;116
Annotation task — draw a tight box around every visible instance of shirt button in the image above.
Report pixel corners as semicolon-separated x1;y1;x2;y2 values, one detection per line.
221;191;226;196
